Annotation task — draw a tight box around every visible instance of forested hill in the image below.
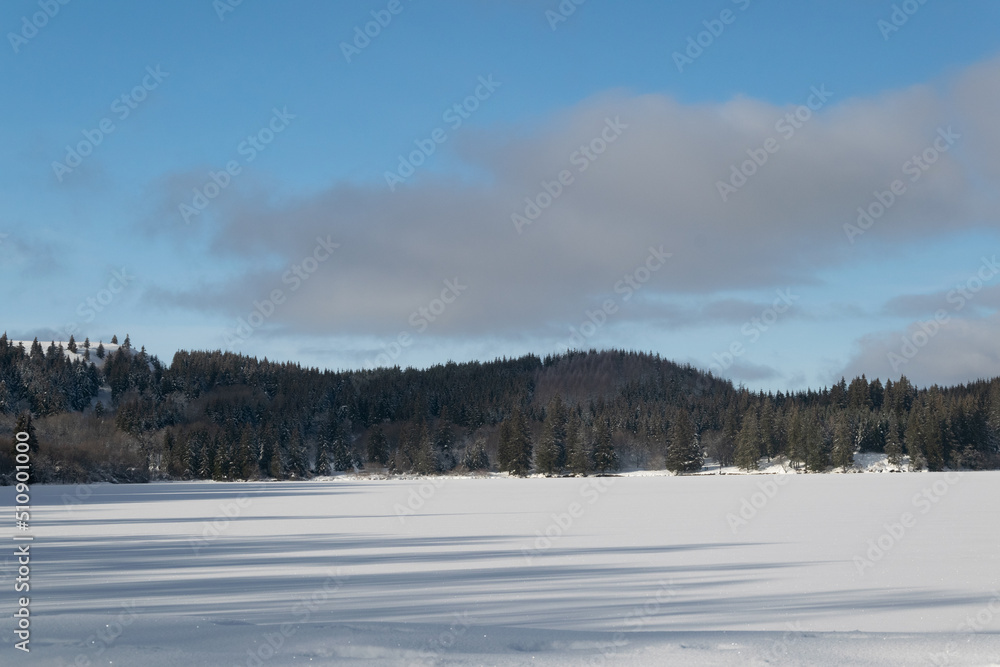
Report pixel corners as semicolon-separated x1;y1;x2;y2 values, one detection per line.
1;332;998;484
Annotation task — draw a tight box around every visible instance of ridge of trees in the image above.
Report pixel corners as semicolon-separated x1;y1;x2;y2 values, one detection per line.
1;334;998;484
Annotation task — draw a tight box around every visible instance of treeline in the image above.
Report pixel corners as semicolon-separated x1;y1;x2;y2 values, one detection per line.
0;333;998;484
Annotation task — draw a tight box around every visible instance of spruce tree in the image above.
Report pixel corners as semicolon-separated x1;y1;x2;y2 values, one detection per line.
884;414;903;468
366;425;390;468
832;414;855;471
758;401;777;460
536;417;560;475
435;407;456;471
666;409;701;473
67;335;77;353
735;412;761;471
415;422;438;475
111;335;118;345
592;418;620;473
462;436;490;471
565;412;590;475
328;417;353;472
236;429;256;480
803;410;830;472
905;407;926;470
497;408;532;476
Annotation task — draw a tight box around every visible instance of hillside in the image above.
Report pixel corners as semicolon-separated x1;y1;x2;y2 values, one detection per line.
0;334;998;484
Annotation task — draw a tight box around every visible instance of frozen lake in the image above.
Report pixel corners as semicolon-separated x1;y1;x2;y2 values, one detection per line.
3;473;1000;666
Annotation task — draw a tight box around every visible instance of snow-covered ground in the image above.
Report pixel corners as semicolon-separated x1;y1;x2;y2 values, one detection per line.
3;474;1000;666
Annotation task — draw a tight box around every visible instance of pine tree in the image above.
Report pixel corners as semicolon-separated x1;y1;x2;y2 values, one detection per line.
535;398;567;475
803;410;830;472
96;342;106;359
83;337;90;350
735;412;761;471
67;335;77;353
415;422;438;475
592;418;620;473
565;412;590;475
122;334;131;350
497;408;532;476
758;401;777;460
905;405;926;470
462;436;490;471
666;409;701;473
366;425;390;468
269;451;284;479
328;417;353;472
288;430;308;478
435;407;456;471
236;429;256;480
884;414;903;468
111;335;118;345
832;414;855;471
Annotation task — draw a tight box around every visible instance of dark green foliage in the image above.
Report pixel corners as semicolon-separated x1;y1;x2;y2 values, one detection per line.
735;411;760;471
884;414;903;468
565;412;590;475
366;425;390;468
592;418;619;473
497;408;532;476
832;414;854;471
803;410;830;472
536;395;567;475
666;409;701;473
1;339;999;485
462;436;490;471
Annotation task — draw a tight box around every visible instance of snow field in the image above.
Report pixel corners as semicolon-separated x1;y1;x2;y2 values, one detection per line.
2;473;1000;665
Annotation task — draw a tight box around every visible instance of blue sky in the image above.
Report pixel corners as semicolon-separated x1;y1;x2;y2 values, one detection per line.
2;0;999;390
